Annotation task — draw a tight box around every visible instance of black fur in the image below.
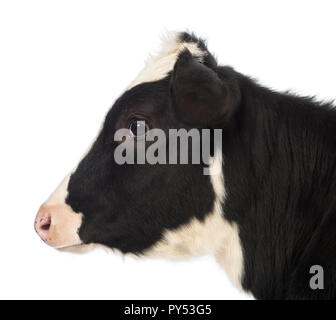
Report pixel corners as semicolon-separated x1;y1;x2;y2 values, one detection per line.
65;32;336;299
222;77;336;299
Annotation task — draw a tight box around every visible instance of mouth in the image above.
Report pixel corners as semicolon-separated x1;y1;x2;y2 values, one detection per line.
57;243;94;254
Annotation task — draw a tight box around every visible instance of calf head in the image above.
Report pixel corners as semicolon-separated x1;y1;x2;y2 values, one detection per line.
34;32;243;287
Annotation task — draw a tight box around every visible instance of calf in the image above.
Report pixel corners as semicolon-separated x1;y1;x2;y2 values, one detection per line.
34;32;336;299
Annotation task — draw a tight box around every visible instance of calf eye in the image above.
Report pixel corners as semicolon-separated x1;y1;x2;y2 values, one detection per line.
129;119;149;138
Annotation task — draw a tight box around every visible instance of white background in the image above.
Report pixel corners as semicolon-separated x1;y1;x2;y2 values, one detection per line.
0;0;335;300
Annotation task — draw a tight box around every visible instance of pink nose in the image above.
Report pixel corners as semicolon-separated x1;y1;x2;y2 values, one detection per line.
34;206;52;242
34;203;82;248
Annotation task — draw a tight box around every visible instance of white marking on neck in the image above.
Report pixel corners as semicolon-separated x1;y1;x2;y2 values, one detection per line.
146;152;244;291
210;152;244;290
209;152;226;199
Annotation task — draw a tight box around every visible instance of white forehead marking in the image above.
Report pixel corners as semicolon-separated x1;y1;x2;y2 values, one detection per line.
128;32;206;90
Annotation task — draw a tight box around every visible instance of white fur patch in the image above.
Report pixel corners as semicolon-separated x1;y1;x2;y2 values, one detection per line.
46;174;71;205
146;152;244;290
42;171;83;248
210;153;244;289
128;32;206;90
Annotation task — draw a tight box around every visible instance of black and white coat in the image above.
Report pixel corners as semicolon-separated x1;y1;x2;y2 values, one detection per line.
35;32;336;300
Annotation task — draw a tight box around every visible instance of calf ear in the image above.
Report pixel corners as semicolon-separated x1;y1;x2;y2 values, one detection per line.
171;50;239;126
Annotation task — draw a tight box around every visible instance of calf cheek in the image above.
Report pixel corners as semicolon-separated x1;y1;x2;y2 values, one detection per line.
76;209;163;254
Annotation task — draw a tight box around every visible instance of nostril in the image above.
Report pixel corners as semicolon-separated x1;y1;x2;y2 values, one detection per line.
38;215;51;232
41;222;51;231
